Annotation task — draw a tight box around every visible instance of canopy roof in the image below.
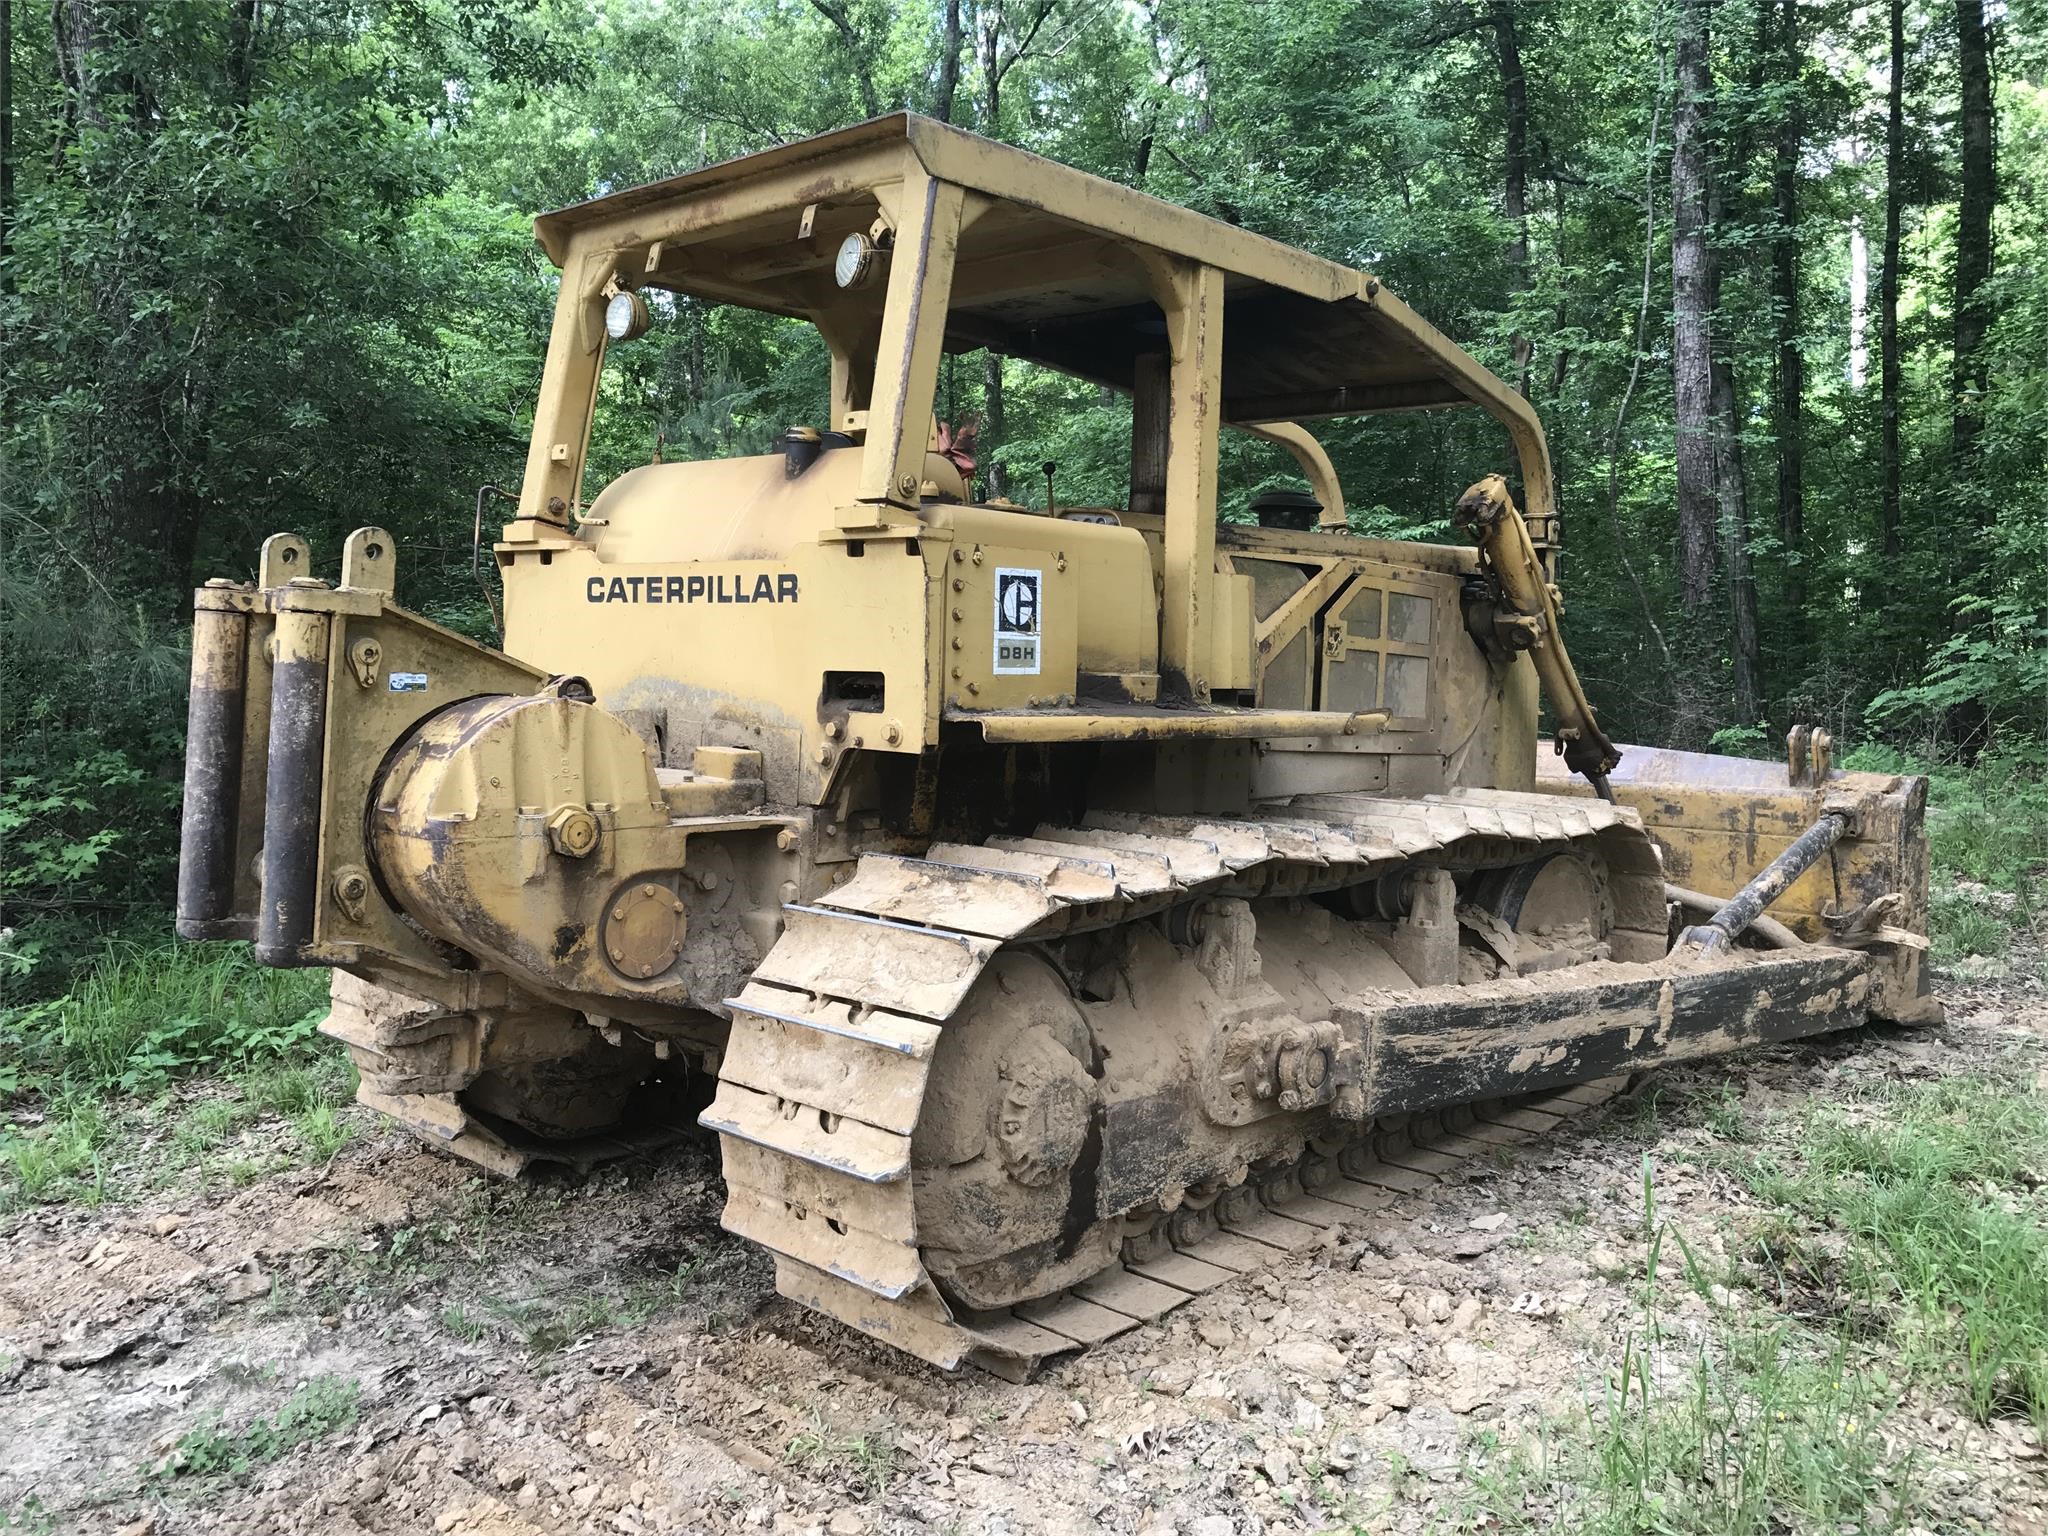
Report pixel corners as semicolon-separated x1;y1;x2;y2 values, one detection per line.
534;114;1523;427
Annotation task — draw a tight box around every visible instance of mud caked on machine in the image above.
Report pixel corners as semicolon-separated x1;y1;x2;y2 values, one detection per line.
177;116;1937;1377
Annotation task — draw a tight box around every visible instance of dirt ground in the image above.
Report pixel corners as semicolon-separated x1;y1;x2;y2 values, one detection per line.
4;961;2043;1536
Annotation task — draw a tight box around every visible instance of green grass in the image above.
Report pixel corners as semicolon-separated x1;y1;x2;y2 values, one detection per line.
1845;743;2048;962
152;1374;361;1483
1465;1324;1925;1535
0;939;346;1210
1743;1075;2048;1432
0;1091;115;1206
784;1410;898;1494
1927;889;2012;959
3;939;330;1095
1460;1162;1938;1535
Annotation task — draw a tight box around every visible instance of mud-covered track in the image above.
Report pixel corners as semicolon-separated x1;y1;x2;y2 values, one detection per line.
702;787;1664;1376
777;1076;1622;1379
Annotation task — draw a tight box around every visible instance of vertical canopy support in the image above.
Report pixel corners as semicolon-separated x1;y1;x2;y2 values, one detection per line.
1147;258;1224;701
516;247;612;527
858;172;966;507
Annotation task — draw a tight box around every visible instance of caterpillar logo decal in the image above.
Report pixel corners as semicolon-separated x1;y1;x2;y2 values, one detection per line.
586;571;799;605
993;568;1041;676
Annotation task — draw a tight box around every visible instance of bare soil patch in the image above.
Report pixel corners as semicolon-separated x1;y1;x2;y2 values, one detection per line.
4;960;2043;1535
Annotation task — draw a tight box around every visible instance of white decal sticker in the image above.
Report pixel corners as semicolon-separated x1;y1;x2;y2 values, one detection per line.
992;568;1042;676
388;671;429;693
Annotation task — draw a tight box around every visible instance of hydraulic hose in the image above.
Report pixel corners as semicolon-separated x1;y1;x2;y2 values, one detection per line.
1453;475;1621;797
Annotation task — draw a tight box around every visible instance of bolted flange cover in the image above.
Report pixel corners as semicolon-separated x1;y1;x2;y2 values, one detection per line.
602;881;687;980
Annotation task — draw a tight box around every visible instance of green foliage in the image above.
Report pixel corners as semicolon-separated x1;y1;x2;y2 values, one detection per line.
1748;1076;2048;1432
1706;723;1774;758
1923;747;2048;897
3;941;329;1097
0;1497;56;1535
0;940;338;1210
154;1375;362;1483
0;574;192;998
1842;742;2047;959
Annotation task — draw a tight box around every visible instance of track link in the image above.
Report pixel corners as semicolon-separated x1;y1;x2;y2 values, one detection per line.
701;788;1662;1376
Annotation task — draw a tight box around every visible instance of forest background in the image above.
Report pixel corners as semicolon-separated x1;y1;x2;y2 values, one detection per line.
1;0;2045;1015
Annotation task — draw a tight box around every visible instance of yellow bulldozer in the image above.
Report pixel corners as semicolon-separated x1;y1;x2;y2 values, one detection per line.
176;115;1936;1376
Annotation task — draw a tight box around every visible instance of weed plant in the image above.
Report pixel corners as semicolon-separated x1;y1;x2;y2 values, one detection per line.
0;940;338;1209
153;1374;361;1483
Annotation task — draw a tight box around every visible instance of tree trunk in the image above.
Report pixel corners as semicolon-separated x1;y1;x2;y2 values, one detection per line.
1771;0;1804;617
51;0;103;166
982;352;1008;500
1707;8;1762;726
933;0;962;123
1603;39;1679;685
1;0;13;293
807;0;882;119
1489;0;1532;397
1672;0;1716;613
1713;355;1764;722
229;0;260;106
1879;0;1904;560
1952;0;1994;469
1551;174;1570;395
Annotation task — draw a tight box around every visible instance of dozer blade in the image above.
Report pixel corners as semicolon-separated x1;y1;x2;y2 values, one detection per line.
1535;741;1940;1026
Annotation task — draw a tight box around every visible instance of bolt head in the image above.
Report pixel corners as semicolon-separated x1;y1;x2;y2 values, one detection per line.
547;806;600;859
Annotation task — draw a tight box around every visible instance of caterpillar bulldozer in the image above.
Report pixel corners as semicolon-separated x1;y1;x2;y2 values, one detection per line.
176;115;1937;1376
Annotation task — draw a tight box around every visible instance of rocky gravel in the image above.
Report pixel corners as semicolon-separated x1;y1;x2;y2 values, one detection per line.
3;963;2043;1534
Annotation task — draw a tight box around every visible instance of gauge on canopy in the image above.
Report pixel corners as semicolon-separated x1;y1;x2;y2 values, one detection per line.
834;231;877;290
605;289;651;342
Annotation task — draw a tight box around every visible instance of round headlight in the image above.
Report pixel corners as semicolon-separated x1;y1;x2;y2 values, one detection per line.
605;289;651;342
834;231;875;290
